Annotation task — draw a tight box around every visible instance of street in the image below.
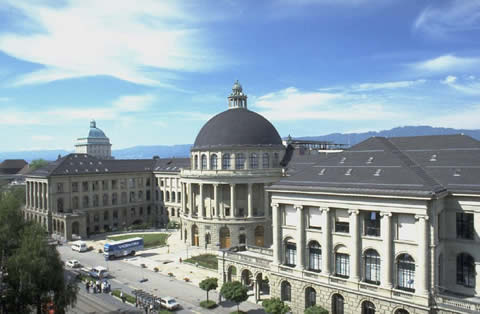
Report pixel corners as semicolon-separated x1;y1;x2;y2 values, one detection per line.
58;244;264;314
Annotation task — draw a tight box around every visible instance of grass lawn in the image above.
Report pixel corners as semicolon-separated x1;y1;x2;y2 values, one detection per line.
107;233;169;248
184;254;218;270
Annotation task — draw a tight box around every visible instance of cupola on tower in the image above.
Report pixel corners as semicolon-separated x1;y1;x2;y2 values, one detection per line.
75;120;112;159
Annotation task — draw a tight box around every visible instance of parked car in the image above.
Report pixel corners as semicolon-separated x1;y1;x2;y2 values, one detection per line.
89;266;109;279
71;241;88;252
66;260;81;268
157;297;179;310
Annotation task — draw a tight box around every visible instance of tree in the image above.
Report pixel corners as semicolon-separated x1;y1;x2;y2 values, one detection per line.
199;277;218;302
304;305;328;314
0;192;25;266
262;298;291;314
220;281;248;313
29;159;49;171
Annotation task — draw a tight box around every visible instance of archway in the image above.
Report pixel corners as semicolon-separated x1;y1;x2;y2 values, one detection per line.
220;227;231;249
255;225;264;247
227;265;237;282
241;269;253;288
192;224;199;246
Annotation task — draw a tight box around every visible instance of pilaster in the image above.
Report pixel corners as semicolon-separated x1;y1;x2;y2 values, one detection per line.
381;212;393;288
349;209;360;281
272;203;282;265
295;205;305;270
321;207;331;275
247;183;253;218
415;215;429;296
230;184;236;218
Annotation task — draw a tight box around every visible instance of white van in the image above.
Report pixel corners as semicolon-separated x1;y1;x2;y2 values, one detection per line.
71;241;88;252
89;266;109;279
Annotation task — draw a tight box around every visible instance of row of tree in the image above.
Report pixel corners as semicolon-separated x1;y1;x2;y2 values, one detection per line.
0;190;78;314
199;277;328;314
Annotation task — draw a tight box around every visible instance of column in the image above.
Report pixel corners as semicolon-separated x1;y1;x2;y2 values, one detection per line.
381;212;393;288
230;184;236;218
188;183;193;218
349;209;360;281
199;183;204;219
254;279;259;302
26;182;30;207
43;183;47;210
296;205;305;270
45;183;49;211
264;187;269;218
247;183;253;218
272;203;282;265
33;182;37;209
475;262;480;296
162;179;166;203
214;184;219;218
416;215;429;295
181;183;186;215
169;178;173;203
321;207;331;276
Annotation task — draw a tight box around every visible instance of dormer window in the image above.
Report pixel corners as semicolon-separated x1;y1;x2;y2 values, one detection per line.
430;154;437;162
345;168;352;176
366;157;374;164
340;157;347;164
454;169;461;177
374;169;382;176
318;168;326;176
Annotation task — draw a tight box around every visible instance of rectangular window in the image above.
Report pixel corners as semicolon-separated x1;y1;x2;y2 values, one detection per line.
102;180;108;190
130;207;136;217
128;178;136;189
92;181;99;191
111;180;118;189
397;214;416;241
335;253;350;278
285;243;296;266
284;205;297;226
71;182;78;193
456;213;474;240
120;179;126;190
308;207;322;229
82;182;89;192
364;211;381;237
57;183;64;192
335;209;350;233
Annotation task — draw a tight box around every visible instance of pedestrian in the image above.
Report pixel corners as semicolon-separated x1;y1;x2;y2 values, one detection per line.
121;291;125;303
179;257;182;263
93;285;97;294
85;281;89;293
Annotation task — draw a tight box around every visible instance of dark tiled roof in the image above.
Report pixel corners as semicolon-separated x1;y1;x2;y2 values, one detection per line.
153;158;190;172
28;154;189;177
0;159;27;169
271;134;480;197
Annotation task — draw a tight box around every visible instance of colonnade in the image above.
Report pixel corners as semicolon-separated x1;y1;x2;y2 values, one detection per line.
272;204;430;295
26;180;49;211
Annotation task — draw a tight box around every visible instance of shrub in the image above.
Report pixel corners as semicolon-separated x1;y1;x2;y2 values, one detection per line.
98;248;103;253
140;263;147;268
168;272;174;277
184;277;190;282
262;298;291;314
220;281;248;313
200;300;217;309
88;246;94;251
154;267;159;272
199;277;218;302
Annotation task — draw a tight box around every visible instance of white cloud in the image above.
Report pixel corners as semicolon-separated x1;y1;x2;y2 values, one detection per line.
411;55;480;74
252;86;406;121
441;75;480;95
113;94;156;112
0;0;225;87
442;75;457;84
414;1;480;38
422;104;480;129
352;79;426;91
32;135;54;141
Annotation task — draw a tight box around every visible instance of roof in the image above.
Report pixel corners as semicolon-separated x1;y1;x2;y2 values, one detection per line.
27;154;189;177
153;157;190;172
271;134;480;198
192;108;283;150
0;159;27;169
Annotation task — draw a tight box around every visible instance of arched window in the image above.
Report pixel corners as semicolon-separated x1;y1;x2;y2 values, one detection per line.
112;192;117;205
457;253;475;287
281;281;291;302
239;234;246;244
222;153;230;169
262;153;270;168
103;193;108;206
93;194;99;207
57;198;64;212
249;153;258;169
210;154;218;170
236;153;245;169
332;294;344;314
284;238;296;266
362;301;375;314
194;155;198;169
308;241;321;272
364;249;381;285
273;152;279;167
394;310;409;314
104;210;109;220
201;154;207;169
397;254;415;292
172;192;176;202
305;287;316;308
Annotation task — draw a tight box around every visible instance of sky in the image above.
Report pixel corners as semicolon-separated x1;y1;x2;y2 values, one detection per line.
0;0;480;152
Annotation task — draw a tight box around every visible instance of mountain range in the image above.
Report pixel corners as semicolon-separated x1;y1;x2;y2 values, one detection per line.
2;126;479;162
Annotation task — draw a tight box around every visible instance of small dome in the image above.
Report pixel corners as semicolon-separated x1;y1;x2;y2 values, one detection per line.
232;80;242;93
193;108;283;149
88;120;107;138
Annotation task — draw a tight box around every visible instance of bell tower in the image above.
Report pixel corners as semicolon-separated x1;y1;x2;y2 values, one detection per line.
228;80;247;109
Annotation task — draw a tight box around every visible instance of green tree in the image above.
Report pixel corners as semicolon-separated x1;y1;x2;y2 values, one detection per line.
220;281;248;313
304;305;328;314
199;277;218;302
29;159;49;171
5;223;78;314
262;297;291;314
0;191;25;266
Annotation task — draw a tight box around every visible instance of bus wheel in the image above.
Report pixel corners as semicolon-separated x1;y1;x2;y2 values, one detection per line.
130;251;135;256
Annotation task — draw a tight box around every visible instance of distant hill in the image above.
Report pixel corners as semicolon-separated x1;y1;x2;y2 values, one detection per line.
2;126;480;162
296;126;480;147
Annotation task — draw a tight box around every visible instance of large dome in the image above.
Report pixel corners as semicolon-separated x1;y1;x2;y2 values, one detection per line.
193;108;283;149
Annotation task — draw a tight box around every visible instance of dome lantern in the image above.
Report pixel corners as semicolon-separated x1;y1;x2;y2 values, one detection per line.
90;119;96;128
228;80;247;109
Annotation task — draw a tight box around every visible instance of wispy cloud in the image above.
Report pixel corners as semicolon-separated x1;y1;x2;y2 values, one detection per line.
0;0;226;87
113;94;156;112
410;55;480;74
441;75;480;95
414;1;480;39
32;135;54;141
352;79;426;91
421;104;480;129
